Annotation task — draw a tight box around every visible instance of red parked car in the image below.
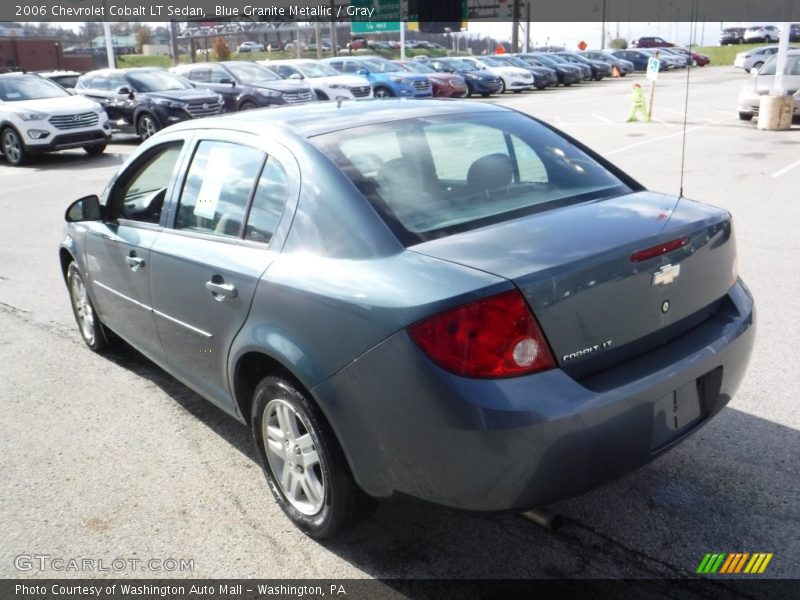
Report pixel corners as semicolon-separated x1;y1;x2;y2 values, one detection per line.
631;36;675;48
392;60;468;98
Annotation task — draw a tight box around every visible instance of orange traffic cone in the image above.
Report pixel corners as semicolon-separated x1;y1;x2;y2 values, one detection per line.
612;65;621;78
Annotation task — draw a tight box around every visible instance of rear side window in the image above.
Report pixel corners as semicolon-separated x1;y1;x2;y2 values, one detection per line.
244;159;289;244
313;113;632;244
176;140;265;238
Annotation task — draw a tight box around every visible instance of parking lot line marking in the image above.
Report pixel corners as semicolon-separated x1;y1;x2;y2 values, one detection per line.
603;124;709;157
593;114;613;124
771;157;800;178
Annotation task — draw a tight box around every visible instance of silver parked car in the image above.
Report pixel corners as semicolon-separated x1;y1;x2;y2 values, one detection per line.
737;49;800;121
733;45;791;71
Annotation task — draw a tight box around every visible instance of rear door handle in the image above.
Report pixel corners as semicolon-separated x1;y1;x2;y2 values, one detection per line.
205;279;238;301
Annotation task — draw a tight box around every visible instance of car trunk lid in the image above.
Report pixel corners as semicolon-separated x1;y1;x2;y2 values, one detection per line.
410;191;736;378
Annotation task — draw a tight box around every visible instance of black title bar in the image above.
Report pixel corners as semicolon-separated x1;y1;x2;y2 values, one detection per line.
4;0;800;23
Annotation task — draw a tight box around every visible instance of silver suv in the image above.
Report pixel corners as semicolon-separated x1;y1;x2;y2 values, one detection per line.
0;73;110;166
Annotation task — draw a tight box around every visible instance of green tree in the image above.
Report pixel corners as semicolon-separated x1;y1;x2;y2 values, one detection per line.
609;38;628;49
134;25;153;53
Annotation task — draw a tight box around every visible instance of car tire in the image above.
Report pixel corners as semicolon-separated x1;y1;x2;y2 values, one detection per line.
738;112;754;121
752;61;764;70
1;126;27;166
84;143;107;156
481;92;491;97
239;101;258;111
314;90;330;101
499;79;507;93
252;376;373;539
136;113;160;141
67;261;109;352
373;86;392;98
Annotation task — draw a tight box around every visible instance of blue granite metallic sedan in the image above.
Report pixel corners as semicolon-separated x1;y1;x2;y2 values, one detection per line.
60;99;755;538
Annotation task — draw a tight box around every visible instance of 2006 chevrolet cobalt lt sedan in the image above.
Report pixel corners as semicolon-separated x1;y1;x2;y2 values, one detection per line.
60;100;755;538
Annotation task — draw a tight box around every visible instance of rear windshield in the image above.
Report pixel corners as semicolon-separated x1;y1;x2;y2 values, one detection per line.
312;112;632;245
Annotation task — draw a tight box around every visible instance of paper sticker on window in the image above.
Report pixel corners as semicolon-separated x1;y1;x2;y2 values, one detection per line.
194;146;232;219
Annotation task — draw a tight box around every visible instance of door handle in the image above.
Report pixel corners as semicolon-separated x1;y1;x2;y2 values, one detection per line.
205;279;238;301
125;255;145;272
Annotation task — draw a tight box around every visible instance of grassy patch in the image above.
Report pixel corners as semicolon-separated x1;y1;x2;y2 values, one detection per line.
693;44;763;66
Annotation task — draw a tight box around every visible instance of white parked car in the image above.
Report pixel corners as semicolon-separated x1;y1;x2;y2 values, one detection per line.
458;56;534;93
743;25;780;43
734;45;797;71
0;73;110;166
737;49;800;121
237;41;265;53
261;59;373;100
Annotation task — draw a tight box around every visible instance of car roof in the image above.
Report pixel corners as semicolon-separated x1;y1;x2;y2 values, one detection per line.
167;98;510;138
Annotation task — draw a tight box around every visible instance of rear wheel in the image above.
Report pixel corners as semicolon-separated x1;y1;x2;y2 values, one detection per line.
1;127;26;166
67;262;108;352
252;376;372;539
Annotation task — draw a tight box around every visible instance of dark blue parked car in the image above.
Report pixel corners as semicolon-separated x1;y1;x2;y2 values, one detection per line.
612;49;669;72
321;55;431;98
61;100;755;539
428;57;504;96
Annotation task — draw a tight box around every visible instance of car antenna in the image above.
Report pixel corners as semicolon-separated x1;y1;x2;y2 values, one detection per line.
678;0;699;199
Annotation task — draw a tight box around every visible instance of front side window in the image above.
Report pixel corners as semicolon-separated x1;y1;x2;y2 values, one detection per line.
176;141;265;237
313;113;631;244
115;143;183;224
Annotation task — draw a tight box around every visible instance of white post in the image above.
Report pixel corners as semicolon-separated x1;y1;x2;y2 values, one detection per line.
400;21;406;60
773;22;792;95
102;21;115;69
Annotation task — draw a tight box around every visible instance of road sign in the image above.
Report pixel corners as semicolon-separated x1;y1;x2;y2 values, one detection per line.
646;57;660;81
350;0;401;34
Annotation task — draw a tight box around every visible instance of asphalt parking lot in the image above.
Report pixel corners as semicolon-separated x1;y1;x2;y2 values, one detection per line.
1;65;798;584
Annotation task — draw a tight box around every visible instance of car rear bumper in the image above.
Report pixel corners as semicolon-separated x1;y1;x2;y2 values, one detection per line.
314;280;755;511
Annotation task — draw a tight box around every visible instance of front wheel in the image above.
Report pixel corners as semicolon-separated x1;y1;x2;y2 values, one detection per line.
738;112;754;121
373;86;392;98
1;127;27;166
84;143;106;156
67;262;108;352
752;61;764;71
252;376;371;539
136;113;159;140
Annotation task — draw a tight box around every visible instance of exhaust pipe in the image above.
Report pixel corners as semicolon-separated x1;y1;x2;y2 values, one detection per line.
521;508;563;532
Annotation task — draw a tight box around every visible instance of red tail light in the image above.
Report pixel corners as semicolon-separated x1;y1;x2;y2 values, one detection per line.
408;290;556;378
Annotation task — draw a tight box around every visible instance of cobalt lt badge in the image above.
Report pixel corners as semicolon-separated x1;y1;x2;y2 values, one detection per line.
653;264;680;286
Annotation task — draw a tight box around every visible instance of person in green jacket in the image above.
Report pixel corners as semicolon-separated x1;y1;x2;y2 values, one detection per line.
627;83;649;122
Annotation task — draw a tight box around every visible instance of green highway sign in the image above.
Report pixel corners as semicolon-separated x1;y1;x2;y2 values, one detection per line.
350;0;401;34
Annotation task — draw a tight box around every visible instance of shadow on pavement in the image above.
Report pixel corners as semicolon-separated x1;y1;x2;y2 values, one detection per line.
102;342;799;580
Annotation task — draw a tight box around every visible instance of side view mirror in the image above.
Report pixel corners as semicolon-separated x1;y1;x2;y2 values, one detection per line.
357;68;369;76
65;195;103;222
116;86;132;95
220;77;236;86
288;73;303;80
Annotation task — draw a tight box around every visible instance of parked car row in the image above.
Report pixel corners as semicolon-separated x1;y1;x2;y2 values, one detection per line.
721;24;800;45
0;48;701;167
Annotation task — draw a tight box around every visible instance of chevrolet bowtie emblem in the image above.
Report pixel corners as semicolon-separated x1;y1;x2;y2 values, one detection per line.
653;264;680;286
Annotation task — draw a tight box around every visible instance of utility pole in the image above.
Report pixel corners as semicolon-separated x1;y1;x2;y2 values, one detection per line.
512;0;521;53
330;0;338;56
169;20;180;66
